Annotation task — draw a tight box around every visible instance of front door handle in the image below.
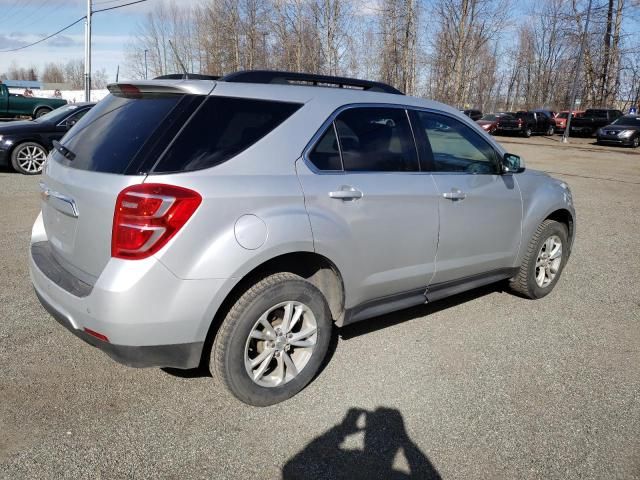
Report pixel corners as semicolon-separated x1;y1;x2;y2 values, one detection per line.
442;189;466;200
329;186;363;200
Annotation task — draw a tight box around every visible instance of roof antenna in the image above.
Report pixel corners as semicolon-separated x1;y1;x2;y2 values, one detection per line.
168;40;189;79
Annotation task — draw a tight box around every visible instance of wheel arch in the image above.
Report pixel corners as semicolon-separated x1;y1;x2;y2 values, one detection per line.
32;105;52;117
545;208;574;247
198;251;345;368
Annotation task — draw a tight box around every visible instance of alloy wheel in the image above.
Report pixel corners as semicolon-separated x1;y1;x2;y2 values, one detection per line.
16;144;47;173
244;301;318;388
535;235;562;288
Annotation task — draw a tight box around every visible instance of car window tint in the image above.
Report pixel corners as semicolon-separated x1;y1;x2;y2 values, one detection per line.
66;109;89;124
154;97;302;173
334;107;418;172
58;94;189;173
308;124;342;171
415;111;498;174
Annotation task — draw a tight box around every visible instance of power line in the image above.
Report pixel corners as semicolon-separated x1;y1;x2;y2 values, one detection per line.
0;0;151;53
0;17;85;53
7;0;53;31
1;0;37;26
92;0;129;5
94;0;150;14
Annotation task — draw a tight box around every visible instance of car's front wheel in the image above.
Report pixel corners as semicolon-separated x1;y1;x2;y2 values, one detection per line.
523;127;532;138
631;135;639;148
11;142;47;175
510;219;569;299
211;273;332;406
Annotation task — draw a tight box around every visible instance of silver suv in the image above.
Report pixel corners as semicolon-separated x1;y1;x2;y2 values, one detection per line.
30;71;575;406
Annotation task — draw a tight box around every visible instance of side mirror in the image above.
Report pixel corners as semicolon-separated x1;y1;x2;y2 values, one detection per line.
502;153;524;173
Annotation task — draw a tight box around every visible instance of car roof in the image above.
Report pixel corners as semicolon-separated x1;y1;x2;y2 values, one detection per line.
112;79;465;118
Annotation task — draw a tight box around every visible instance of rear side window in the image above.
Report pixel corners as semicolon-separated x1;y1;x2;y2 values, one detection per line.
334;107;419;172
308;125;342;171
152;97;302;173
58;94;190;173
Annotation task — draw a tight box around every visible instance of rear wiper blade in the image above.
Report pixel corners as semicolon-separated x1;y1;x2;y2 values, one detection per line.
52;140;76;161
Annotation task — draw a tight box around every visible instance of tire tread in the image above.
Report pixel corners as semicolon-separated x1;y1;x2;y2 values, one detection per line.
212;272;312;402
510;219;559;298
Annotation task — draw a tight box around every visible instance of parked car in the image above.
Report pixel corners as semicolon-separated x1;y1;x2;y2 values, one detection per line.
30;71;575;406
596;115;640;148
461;109;483;121
497;111;556;137
554;110;585;133
0;103;94;175
569;108;623;136
476;112;514;134
0;83;67;119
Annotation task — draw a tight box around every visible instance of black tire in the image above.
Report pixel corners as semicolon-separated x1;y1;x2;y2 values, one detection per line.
523;127;532;138
212;272;332;406
510;219;569;299
631;135;639;148
546;125;555;136
10;141;47;175
34;108;51;118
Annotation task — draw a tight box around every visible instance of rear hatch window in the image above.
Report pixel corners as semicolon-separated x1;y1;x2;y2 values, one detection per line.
57;92;301;175
58;93;201;174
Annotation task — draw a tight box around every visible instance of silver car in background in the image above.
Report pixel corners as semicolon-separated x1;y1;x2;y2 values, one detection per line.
29;71;575;406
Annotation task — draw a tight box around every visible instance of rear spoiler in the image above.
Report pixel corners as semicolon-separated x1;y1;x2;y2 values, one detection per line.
107;81;215;98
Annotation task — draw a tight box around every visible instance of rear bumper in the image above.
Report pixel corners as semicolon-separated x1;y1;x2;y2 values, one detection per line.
29;215;230;368
35;289;203;368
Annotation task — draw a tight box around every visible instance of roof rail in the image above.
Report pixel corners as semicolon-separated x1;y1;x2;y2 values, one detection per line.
153;73;220;80
219;70;403;95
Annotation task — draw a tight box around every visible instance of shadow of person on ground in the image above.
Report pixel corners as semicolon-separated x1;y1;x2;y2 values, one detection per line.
282;407;441;480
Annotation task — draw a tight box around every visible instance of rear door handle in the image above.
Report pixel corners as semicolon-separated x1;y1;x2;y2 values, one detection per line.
329;186;363;200
442;189;466;200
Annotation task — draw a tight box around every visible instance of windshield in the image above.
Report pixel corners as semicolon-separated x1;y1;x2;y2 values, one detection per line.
33;104;83;124
557;112;569;119
612;115;640;126
480;114;497;121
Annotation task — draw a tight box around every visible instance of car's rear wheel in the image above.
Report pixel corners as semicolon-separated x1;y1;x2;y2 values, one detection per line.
34;108;51;118
211;272;332;406
546;125;555;136
631;135;639;148
11;142;47;175
510;219;569;299
523;127;532;138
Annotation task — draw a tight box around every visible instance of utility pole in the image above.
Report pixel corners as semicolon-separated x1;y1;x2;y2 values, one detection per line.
563;0;593;144
144;49;148;80
84;0;92;102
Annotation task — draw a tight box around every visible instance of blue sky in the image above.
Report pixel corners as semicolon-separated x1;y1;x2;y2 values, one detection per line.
1;0;638;82
0;0;202;81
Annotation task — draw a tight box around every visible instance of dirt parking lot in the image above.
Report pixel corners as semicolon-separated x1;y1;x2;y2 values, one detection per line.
1;135;638;479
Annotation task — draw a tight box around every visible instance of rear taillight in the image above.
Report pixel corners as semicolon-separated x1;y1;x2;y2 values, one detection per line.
112;183;202;260
517;119;523;126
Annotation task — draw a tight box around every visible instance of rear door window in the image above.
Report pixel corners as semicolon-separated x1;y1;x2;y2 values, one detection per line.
334;107;419;172
152;97;302;173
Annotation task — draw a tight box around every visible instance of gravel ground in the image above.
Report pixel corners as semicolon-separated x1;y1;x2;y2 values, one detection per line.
1;135;639;479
